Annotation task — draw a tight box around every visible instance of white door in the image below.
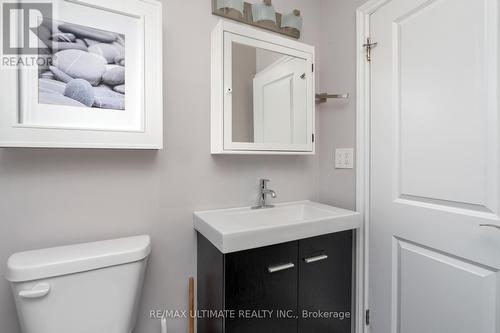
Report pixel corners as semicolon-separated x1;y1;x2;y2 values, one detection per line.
253;57;307;144
369;0;500;332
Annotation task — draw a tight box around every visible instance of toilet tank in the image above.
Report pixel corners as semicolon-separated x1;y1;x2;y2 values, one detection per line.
5;235;151;333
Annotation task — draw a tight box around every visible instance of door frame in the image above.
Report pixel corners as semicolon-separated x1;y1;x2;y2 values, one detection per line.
355;1;390;333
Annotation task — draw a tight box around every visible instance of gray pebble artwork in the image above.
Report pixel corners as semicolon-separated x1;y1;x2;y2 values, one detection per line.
38;20;125;111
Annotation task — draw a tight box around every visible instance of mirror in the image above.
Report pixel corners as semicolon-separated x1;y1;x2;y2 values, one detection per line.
212;21;315;154
231;42;308;145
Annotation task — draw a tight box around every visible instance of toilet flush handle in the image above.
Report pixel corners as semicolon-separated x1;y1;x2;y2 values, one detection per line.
19;283;50;299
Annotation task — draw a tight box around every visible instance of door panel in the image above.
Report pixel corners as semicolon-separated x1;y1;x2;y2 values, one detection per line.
396;0;492;207
370;0;500;332
225;241;298;333
394;239;497;333
298;231;353;333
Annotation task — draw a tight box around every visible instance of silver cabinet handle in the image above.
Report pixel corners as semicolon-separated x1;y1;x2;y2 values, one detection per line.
480;224;500;229
268;263;295;273
304;254;328;264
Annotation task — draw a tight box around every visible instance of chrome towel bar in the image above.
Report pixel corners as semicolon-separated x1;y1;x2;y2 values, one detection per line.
316;93;350;104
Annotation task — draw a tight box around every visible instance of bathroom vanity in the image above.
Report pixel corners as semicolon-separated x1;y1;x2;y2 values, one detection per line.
194;201;360;333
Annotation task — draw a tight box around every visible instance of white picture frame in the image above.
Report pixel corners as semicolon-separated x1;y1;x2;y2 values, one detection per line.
0;0;163;149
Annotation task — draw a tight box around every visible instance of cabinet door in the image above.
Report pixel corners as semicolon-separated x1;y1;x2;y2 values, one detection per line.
298;231;353;333
225;241;298;333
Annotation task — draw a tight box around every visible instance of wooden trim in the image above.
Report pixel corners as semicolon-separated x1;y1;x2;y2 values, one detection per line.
211;21;224;154
189;277;194;333
355;1;391;333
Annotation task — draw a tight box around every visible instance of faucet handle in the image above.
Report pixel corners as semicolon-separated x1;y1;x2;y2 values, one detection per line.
260;178;270;187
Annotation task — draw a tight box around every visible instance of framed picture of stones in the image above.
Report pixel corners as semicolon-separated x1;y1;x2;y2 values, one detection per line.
0;0;163;149
39;20;127;110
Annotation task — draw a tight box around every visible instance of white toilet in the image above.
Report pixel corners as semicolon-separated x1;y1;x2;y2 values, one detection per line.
5;235;151;333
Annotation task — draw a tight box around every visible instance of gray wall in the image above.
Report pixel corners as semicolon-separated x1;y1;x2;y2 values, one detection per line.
0;1;324;332
318;0;365;210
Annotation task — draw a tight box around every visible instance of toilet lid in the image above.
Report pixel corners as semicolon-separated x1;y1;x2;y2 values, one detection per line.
6;235;151;282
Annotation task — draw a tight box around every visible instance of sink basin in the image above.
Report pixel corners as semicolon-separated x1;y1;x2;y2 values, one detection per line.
194;200;361;253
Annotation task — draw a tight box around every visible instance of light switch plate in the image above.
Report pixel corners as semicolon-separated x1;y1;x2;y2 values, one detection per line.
335;148;354;169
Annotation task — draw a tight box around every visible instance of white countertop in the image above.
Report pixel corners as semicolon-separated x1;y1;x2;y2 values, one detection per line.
194;200;361;253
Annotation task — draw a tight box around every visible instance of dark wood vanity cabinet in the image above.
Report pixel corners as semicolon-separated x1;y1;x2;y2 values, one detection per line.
298;232;353;333
225;241;298;333
197;231;353;333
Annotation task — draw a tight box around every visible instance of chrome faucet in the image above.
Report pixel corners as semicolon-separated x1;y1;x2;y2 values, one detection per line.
252;179;277;209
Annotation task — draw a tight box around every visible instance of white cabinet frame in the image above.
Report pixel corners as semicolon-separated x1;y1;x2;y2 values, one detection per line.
211;20;315;155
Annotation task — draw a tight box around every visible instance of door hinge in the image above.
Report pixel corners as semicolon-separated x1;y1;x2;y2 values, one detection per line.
365;309;370;326
312;63;314;72
312;133;315;143
362;37;378;62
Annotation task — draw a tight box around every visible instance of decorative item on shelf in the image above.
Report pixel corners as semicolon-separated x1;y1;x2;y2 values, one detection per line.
251;0;277;32
216;0;244;19
281;9;302;35
251;0;276;23
211;0;301;39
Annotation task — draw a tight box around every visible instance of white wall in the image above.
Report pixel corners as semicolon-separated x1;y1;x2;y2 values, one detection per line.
0;1;323;332
318;0;366;210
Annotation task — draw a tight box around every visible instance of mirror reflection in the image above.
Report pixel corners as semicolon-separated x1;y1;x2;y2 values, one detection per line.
231;42;308;145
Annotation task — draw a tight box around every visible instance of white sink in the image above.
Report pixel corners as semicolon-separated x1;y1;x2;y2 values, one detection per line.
194;200;361;253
